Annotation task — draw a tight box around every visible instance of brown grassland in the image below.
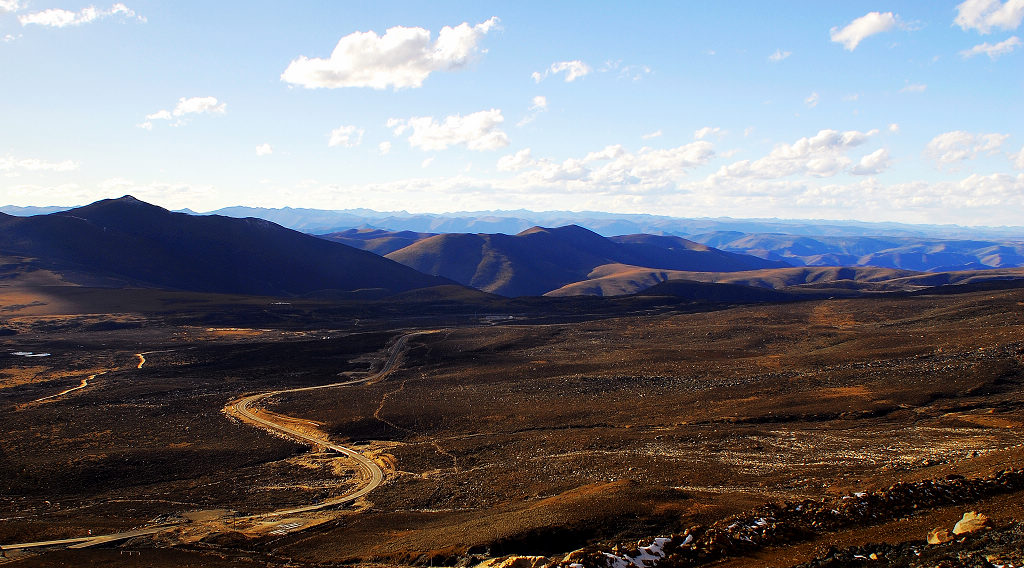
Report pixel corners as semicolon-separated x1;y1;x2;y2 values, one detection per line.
1;285;1023;566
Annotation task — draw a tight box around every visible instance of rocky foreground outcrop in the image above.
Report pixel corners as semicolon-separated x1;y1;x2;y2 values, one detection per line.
476;468;1024;568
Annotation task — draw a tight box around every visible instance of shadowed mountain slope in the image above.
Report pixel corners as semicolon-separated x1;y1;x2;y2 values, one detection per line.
318;228;437;255
544;263;1024;297
0;196;451;296
384;225;786;297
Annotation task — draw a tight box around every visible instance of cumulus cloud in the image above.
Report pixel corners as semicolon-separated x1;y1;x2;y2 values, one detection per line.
281;17;498;90
378;141;392;155
255;143;273;156
642;130;663;140
421;157;435;168
18;3;144;27
328;125;364;148
889;123;901;133
1014;145;1024;169
850;148;891;175
388;109;508;151
497;148;535;171
709;129;879;181
503;141;714;191
694;126;724;140
0;0;20;12
955;0;1024;33
830;11;900;51
925;130;1009;166
768;49;792;62
531;60;592;83
0;155;79;174
139;96;226;129
805;92;820;107
960;35;1022;58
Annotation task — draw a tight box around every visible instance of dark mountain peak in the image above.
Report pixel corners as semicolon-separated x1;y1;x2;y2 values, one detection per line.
60;195;170;220
516;224;599;238
1;195;450;296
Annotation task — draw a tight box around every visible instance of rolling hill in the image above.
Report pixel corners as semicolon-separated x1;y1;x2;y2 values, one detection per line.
544;263;1024;297
383;225;786;297
318;228;437;255
0;196;451;296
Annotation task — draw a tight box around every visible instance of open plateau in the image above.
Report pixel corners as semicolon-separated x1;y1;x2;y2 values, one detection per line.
0;197;1023;568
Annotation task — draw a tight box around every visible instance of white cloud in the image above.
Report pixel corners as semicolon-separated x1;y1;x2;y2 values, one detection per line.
850;148;891;175
709;129;879;181
1015;145;1024;169
18;3;144;27
507;141;714;190
642;130;663;140
955;0;1024;33
531;60;592;83
768;49;792;62
899;83;927;93
280;17;498;90
172;96;225;116
0;0;20;13
378;141;392;155
139;96;226;129
889;123;900;133
3;33;19;42
805;91;820;107
497;148;535;172
255;143;273;156
0;155;79;174
388;109;508;151
599;60;652;81
925;130;1009;166
830;11;900;51
517;95;548;126
960;35;1022;58
421;157;435;168
328;125;364;148
694;126;724;140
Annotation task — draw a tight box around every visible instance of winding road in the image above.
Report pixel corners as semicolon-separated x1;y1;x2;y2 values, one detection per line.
1;331;427;552
228;332;424;515
31;372;104;403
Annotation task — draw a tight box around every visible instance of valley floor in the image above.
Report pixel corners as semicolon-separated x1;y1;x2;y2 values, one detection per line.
1;286;1023;566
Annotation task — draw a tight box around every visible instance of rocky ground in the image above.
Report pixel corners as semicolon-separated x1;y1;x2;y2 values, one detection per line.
1;286;1024;566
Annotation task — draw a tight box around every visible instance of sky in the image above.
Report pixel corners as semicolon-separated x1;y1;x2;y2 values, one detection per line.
1;1;1023;225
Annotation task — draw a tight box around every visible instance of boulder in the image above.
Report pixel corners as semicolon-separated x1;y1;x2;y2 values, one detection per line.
927;528;952;544
952;511;992;535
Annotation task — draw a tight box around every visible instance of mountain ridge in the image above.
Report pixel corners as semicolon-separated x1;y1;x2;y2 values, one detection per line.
0;196;452;296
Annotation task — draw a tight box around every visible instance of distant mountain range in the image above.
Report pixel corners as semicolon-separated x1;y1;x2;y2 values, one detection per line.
376;225;784;297
0;196;449;296
3;197;1024;301
7;204;1024;240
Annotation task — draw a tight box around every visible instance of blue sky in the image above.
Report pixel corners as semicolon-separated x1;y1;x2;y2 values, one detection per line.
1;1;1023;225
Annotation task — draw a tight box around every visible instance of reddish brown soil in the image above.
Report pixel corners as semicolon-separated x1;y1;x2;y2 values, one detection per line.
1;287;1023;566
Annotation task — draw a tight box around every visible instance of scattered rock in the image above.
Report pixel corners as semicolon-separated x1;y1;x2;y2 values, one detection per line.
953;511;992;535
927;527;953;544
479;555;552;568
